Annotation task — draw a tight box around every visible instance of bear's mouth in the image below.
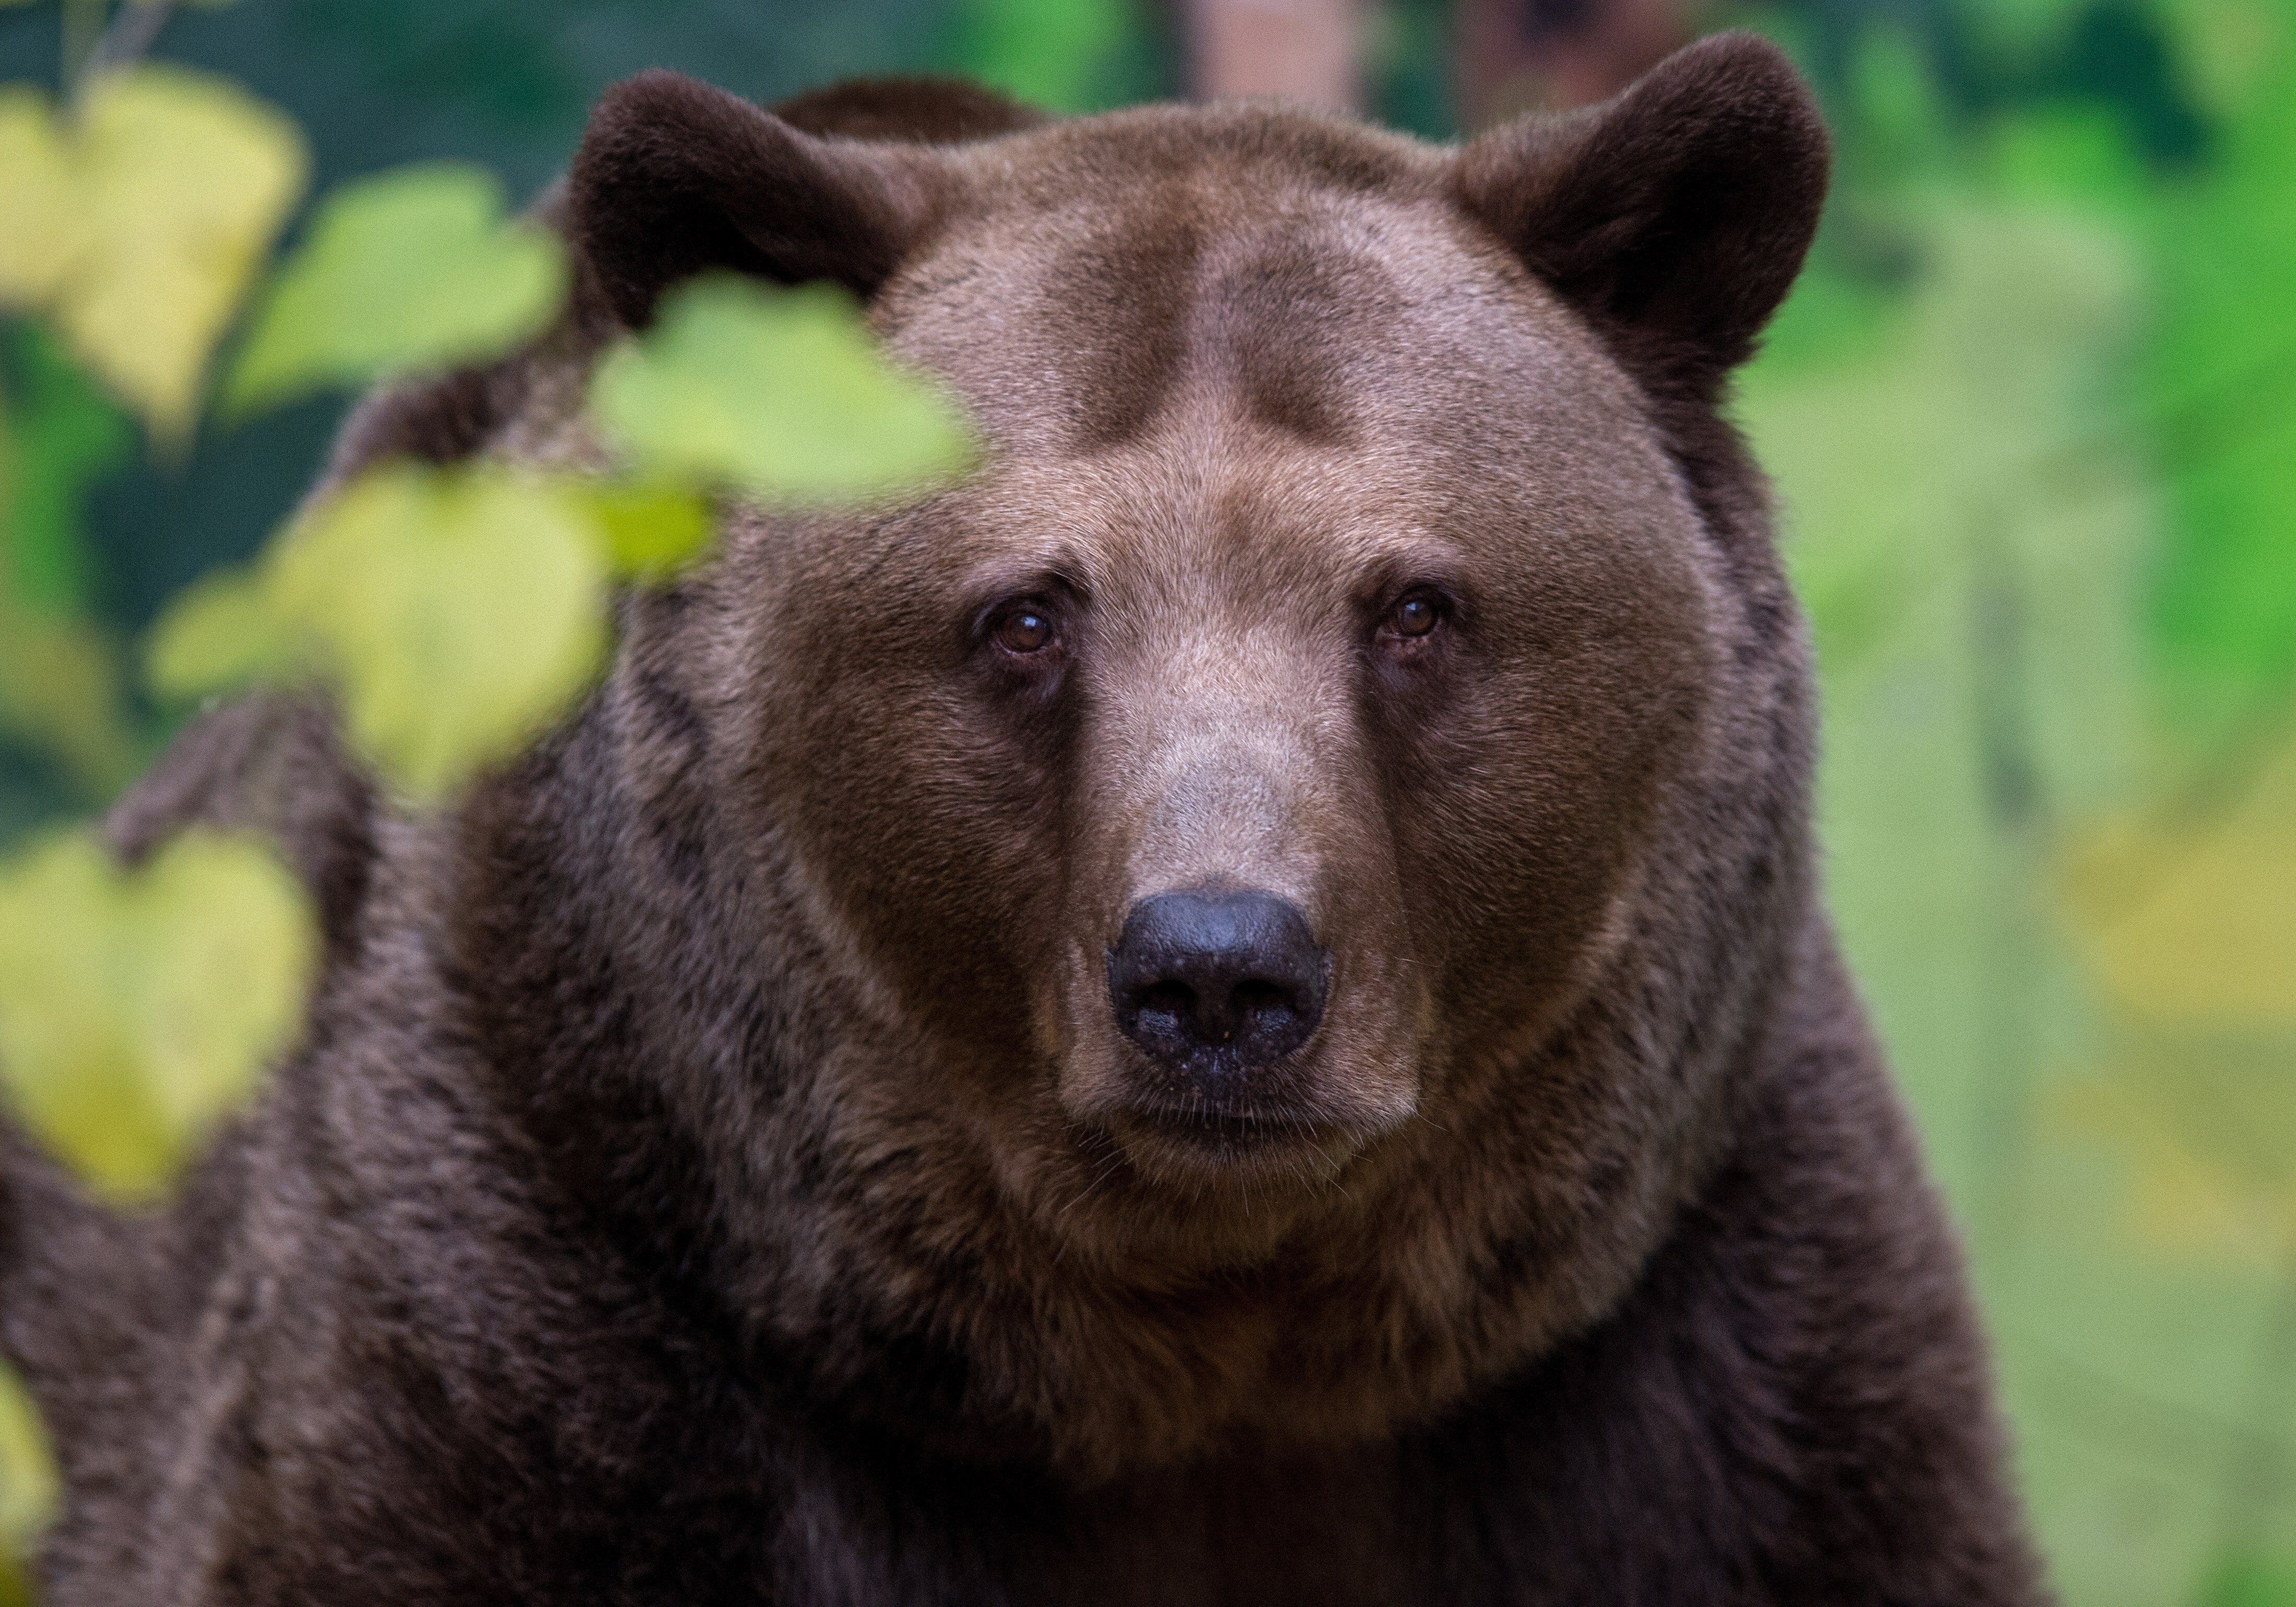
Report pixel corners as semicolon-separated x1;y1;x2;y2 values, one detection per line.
1119;1102;1348;1165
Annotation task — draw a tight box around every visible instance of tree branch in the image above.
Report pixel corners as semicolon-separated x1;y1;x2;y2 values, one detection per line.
76;0;181;97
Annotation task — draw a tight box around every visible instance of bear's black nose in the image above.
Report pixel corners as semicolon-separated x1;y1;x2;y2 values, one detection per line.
1106;889;1329;1086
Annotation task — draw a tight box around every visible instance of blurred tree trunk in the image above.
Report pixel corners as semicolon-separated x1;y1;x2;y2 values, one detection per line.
1181;0;1363;113
1455;0;1690;127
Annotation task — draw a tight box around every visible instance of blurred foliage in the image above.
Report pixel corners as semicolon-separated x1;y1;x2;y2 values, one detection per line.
2064;730;2296;1033
0;828;313;1197
2209;1553;2296;1607
584;479;715;583
0;0;994;1584
0;1366;48;1607
591;275;974;506
0;64;306;443
0;0;985;659
226;161;566;413
0;327;135;801
154;275;966;795
1731;0;2296;1600
1369;0;1455;135
2144;32;2296;753
151;463;612;798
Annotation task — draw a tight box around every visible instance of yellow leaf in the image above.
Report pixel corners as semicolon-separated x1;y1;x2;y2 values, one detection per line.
54;66;306;445
579;480;715;581
589;275;974;504
2075;825;2296;1027
2059;733;2296;1030
270;464;608;799
0;1364;54;1560
144;562;301;698
2052;1073;2294;1269
225;162;568;414
0;830;314;1201
0;596;141;797
0;87;81;306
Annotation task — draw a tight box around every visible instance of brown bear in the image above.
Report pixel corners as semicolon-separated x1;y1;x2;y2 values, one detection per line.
0;33;2050;1604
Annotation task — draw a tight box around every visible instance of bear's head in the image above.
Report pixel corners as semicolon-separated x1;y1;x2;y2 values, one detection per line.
532;34;1827;1471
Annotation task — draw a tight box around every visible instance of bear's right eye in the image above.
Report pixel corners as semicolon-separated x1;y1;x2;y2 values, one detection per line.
991;602;1058;655
1378;587;1451;647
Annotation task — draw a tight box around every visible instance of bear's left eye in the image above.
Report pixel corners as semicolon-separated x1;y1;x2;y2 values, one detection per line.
1382;589;1447;643
992;602;1058;655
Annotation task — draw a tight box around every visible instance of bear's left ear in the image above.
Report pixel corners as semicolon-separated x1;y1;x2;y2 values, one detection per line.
1454;32;1828;400
568;69;951;328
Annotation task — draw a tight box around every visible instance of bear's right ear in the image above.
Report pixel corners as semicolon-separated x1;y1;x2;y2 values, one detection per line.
1454;32;1828;402
567;69;947;328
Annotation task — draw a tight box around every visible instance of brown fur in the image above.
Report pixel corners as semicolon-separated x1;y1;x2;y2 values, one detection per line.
1;38;2049;1603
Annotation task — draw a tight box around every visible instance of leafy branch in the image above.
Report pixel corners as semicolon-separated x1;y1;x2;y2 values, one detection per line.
0;34;976;1580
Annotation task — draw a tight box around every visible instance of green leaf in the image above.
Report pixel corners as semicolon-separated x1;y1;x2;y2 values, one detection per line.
146;463;610;801
267;463;607;799
144;562;300;699
589;275;974;506
0;829;314;1200
579;481;715;582
0;598;141;800
226;162;567;416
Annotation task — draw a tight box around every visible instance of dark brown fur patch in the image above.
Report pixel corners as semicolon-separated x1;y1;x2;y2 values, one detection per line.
1039;202;1206;446
1201;231;1393;443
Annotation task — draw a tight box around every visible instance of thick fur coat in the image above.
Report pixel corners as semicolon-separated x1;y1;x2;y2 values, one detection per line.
0;35;2050;1604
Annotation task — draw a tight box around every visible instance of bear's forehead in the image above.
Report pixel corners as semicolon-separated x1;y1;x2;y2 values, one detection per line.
848;105;1690;604
874;107;1632;469
948;100;1441;210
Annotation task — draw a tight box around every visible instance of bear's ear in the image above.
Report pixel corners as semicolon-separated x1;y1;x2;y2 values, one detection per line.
567;69;949;328
1454;32;1828;400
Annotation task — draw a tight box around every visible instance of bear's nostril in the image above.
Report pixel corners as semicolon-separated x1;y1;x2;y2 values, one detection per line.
1229;979;1295;1039
1135;981;1195;1036
1105;889;1329;1086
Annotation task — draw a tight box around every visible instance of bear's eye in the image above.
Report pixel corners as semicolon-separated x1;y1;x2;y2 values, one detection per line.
992;603;1058;655
1384;590;1445;643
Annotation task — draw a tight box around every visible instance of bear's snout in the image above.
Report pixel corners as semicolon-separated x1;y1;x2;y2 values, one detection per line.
1104;888;1330;1104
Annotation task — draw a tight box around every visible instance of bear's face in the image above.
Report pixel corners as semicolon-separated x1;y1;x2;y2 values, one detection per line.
569;37;1828;1324
737;175;1717;1245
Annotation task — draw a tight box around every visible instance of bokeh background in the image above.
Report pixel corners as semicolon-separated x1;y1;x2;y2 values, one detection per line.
1;0;2292;1601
